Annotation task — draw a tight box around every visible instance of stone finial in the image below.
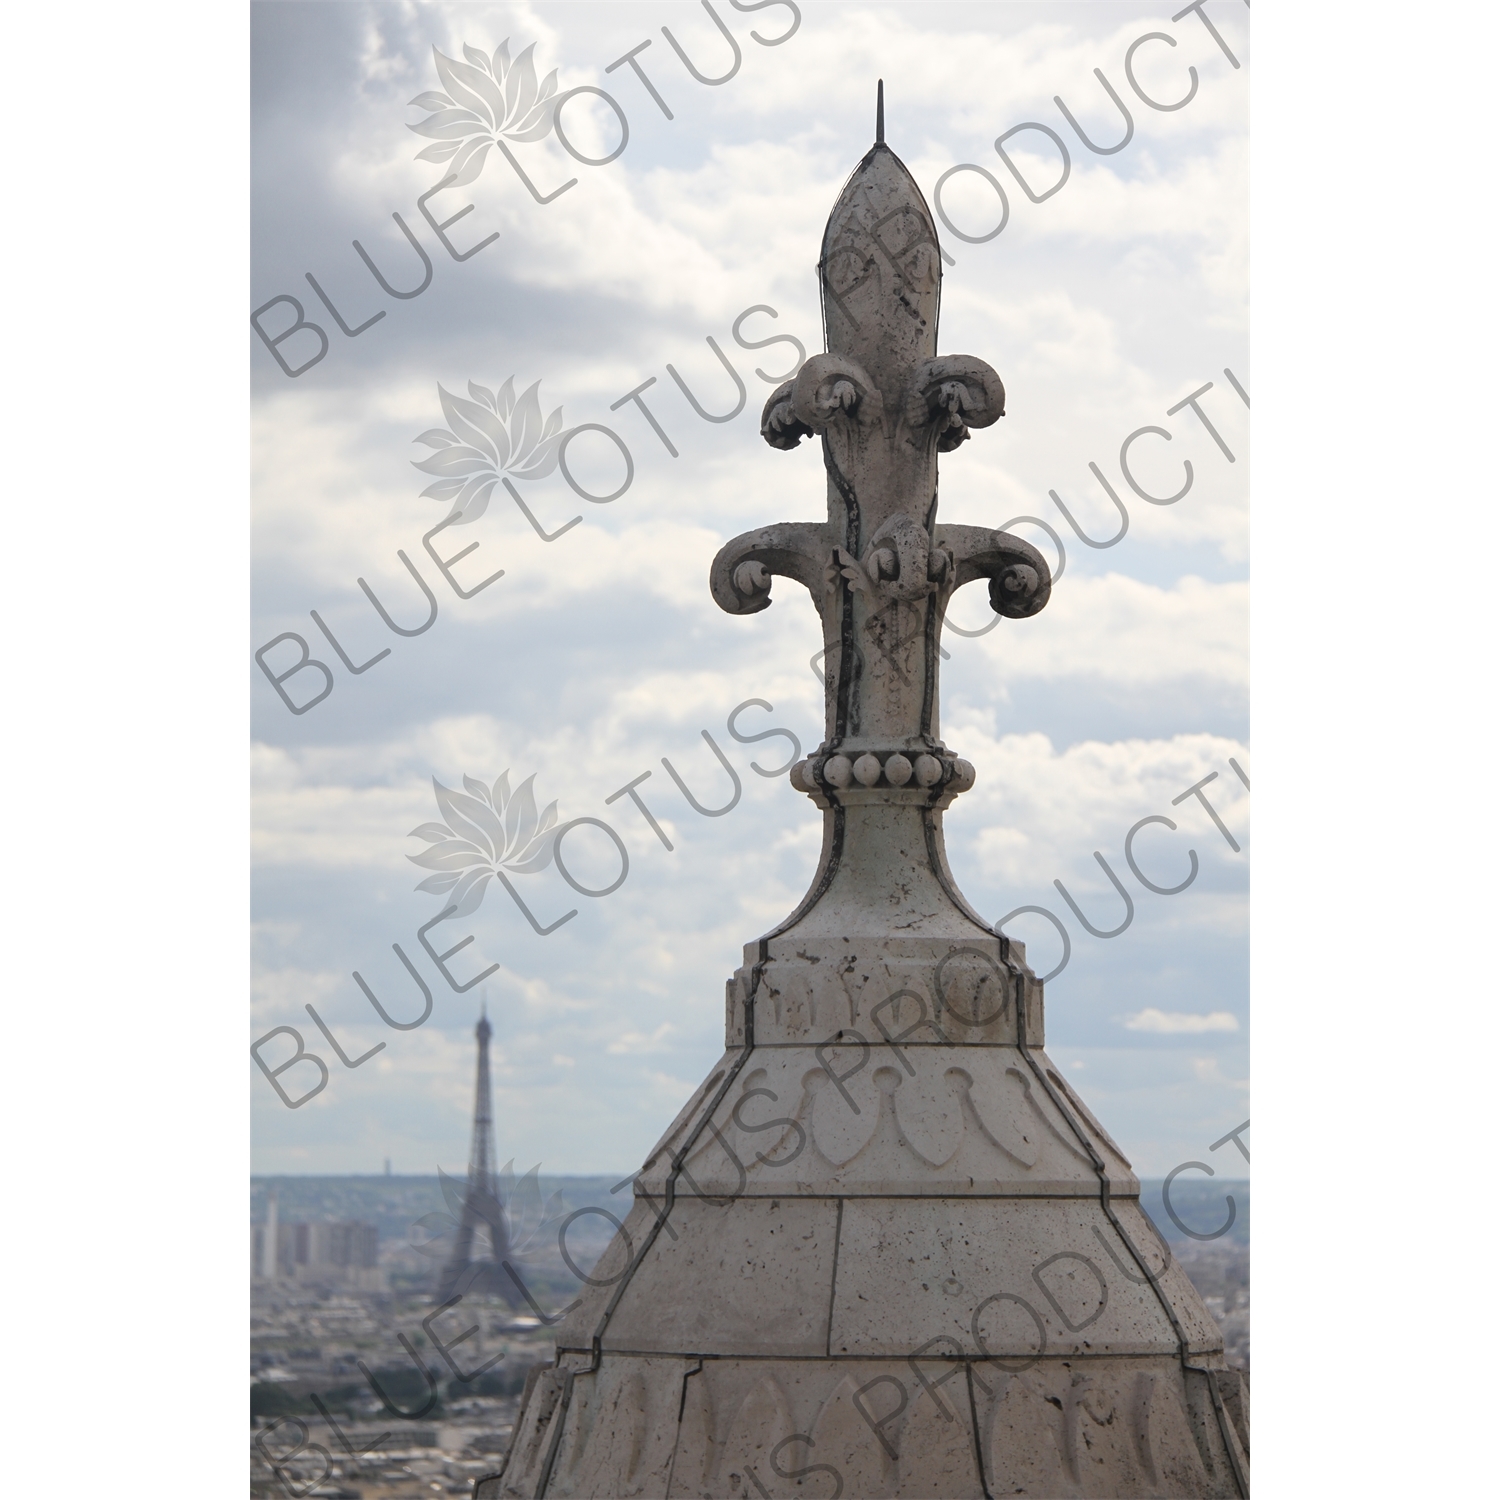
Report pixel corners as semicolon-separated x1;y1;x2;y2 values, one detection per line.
485;98;1249;1500
710;108;1050;802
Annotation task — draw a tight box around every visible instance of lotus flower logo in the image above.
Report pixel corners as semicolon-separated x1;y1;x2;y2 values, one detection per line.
409;41;560;187
413;377;566;524
409;771;560;919
411;1160;567;1265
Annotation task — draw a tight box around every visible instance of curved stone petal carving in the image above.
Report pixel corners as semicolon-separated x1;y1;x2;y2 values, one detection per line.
988;1376;1072;1495
718;1066;803;1170
673;1371;715;1496
673;1046;1148;1193
709;521;829;615
760;378;814;450
808;1065;880;1166
714;1373;795;1493
808;1372;898;1493
892;1065;965;1166
559;1368;650;1495
937;521;1052;619
791;352;883;431
959;1064;1042;1168
906;355;1006;450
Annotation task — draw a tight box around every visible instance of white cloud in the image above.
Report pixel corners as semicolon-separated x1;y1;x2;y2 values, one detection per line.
960;573;1247;687
1124;1008;1239;1034
955;730;1250;891
645;1070;701;1104
607;1024;676;1055
251;1;1249;1175
1192;1057;1250;1093
251;963;344;1026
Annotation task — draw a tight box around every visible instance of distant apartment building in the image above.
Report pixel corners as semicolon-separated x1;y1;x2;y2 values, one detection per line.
253;1205;384;1291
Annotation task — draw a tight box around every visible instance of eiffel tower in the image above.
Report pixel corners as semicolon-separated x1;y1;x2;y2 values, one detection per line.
437;1006;512;1303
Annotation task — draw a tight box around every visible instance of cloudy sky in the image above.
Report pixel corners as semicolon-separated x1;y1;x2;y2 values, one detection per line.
251;0;1250;1179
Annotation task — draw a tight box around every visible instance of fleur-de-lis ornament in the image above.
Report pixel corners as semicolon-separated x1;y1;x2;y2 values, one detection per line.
711;83;1050;929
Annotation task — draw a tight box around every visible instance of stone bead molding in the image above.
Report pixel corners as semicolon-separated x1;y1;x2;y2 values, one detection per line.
790;747;976;803
629;1043;1135;1198
482;1352;1247;1499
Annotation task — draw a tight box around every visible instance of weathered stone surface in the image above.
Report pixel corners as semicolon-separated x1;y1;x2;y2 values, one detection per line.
828;1196;1220;1359
539;1357;692;1499
599;1196;839;1357
723;934;1047;1047
481;1355;1243;1498
482;97;1247;1500
632;1043;1133;1198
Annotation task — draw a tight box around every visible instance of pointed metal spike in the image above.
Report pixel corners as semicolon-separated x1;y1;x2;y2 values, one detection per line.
876;79;884;144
